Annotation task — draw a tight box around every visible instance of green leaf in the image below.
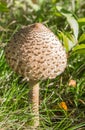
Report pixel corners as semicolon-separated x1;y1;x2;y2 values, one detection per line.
0;2;9;12
79;33;85;44
60;32;69;52
67;16;79;40
78;17;85;26
66;33;76;44
56;6;79;40
73;49;85;54
59;32;76;52
73;44;85;51
72;44;85;54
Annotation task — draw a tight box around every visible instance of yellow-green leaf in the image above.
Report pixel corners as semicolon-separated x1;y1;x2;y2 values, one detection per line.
79;33;85;44
72;44;85;54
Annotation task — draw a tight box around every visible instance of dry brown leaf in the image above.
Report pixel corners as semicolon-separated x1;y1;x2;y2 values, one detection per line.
68;79;76;87
59;101;68;111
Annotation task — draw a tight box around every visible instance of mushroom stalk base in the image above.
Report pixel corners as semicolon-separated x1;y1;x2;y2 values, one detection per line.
30;81;39;128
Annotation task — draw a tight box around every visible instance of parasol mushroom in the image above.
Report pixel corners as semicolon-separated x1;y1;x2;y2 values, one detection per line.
5;23;67;129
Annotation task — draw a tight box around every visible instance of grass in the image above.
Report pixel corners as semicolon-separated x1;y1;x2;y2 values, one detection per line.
0;0;85;130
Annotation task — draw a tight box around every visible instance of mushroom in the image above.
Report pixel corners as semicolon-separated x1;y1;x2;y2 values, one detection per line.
4;23;67;129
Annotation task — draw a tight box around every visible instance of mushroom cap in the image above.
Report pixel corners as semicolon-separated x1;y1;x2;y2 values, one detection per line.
5;23;67;81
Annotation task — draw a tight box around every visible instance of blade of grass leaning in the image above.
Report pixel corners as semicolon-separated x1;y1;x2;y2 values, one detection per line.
68;123;85;130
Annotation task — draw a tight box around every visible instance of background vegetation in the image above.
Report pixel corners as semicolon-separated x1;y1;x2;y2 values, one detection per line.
0;0;85;129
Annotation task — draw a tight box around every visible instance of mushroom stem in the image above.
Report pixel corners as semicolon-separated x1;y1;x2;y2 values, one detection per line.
30;81;39;128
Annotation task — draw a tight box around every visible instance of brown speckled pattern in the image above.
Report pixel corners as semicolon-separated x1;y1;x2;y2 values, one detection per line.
5;23;67;81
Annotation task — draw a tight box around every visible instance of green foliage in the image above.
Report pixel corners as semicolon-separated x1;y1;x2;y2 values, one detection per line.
72;44;85;54
0;1;9;12
78;17;85;28
79;33;85;43
56;5;85;54
0;0;85;129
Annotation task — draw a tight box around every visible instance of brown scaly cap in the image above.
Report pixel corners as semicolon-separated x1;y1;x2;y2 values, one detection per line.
5;23;67;81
